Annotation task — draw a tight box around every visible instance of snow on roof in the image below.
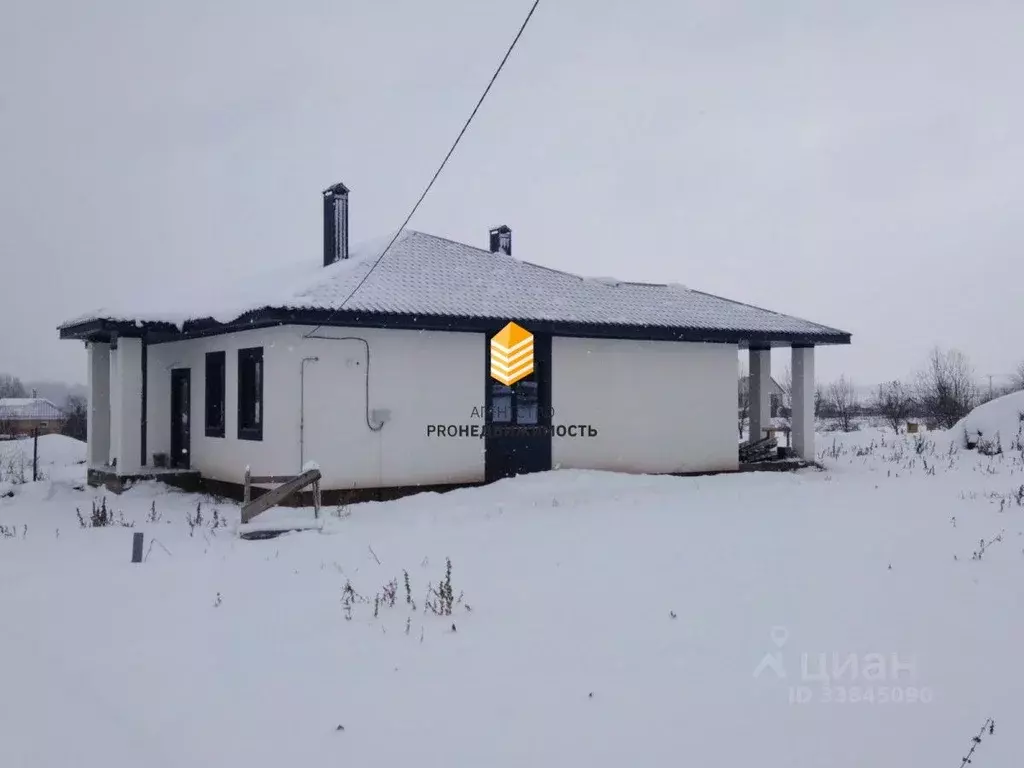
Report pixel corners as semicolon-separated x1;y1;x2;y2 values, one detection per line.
60;229;846;338
0;398;66;421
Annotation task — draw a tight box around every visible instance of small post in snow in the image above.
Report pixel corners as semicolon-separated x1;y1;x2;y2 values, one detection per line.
32;427;39;482
131;532;144;563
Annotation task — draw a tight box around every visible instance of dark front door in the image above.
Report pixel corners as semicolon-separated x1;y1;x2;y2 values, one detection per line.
485;333;552;482
170;368;191;469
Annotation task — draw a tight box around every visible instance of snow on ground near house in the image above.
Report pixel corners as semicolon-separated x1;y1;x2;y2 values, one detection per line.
0;434;86;489
952;389;1024;448
2;431;1023;767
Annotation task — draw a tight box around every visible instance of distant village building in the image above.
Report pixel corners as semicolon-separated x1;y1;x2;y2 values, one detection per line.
739;376;787;418
0;398;67;438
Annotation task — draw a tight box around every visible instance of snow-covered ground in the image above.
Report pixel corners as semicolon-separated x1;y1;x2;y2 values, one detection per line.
2;425;1022;767
0;433;86;490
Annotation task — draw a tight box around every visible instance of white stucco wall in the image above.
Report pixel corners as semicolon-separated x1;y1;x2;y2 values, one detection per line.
550;337;739;474
140;327;739;488
145;326;486;489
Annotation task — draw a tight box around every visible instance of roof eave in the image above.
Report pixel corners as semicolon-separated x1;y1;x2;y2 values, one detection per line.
59;309;851;347
58;317;176;342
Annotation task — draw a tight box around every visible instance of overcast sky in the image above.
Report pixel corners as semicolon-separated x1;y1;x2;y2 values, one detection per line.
1;0;1021;388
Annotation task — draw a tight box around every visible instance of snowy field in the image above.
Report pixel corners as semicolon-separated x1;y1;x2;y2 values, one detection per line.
2;418;1024;766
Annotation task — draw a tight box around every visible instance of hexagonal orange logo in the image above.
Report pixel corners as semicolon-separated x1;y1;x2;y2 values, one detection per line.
490;322;534;385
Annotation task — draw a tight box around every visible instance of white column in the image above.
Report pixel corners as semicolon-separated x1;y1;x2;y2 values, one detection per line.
86;342;111;468
791;345;815;461
108;349;119;465
111;337;143;474
748;347;771;441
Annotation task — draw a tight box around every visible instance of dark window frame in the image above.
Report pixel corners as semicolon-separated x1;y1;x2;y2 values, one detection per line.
205;351;226;438
490;382;513;423
237;347;263;441
488;371;542;426
515;379;539;425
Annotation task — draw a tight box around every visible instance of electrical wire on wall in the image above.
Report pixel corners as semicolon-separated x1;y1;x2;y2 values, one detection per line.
304;334;384;432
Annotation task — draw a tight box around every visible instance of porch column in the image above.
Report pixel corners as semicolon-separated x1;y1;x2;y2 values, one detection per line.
748;347;771;442
791;345;816;461
111;337;143;474
86;342;111;467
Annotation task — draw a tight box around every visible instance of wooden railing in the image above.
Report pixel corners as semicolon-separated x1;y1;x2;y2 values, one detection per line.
241;468;322;524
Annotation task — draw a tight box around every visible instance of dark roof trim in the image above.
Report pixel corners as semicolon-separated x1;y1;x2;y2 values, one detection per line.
59;308;852;347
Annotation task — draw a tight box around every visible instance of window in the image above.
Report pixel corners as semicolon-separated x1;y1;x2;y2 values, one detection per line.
491;383;512;423
516;380;539;424
489;379;540;425
237;347;263;440
205;351;226;437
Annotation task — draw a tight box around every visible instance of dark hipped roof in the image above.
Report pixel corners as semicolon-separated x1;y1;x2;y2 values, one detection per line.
59;230;851;346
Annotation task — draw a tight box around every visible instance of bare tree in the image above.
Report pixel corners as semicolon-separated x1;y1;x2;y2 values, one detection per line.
778;365;793;406
0;374;28;399
737;365;750;439
779;371;824;423
1012;361;1024;393
827;375;859;432
914;348;978;429
873;380;915;433
62;394;88;441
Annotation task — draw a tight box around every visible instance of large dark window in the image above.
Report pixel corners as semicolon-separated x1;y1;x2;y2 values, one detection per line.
237;347;263;441
205;351;226;437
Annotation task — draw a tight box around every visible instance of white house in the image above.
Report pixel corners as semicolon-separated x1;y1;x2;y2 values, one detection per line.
58;182;850;499
738;376;787;418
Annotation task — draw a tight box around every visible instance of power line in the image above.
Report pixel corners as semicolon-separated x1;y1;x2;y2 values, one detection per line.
305;0;542;339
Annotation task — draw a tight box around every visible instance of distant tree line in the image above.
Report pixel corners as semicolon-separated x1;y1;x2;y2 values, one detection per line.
741;348;1023;435
0;374;28;399
818;348;1020;433
62;395;88;441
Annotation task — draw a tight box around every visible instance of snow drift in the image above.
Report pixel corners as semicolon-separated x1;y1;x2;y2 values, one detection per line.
951;390;1024;451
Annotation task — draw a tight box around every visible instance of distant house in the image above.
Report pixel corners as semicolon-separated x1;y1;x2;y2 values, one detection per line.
58;182;851;498
0;398;67;438
739;376;787;418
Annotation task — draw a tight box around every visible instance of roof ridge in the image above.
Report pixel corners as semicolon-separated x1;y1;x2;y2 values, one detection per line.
405;229;491;256
407;230;587;281
410;230;661;284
